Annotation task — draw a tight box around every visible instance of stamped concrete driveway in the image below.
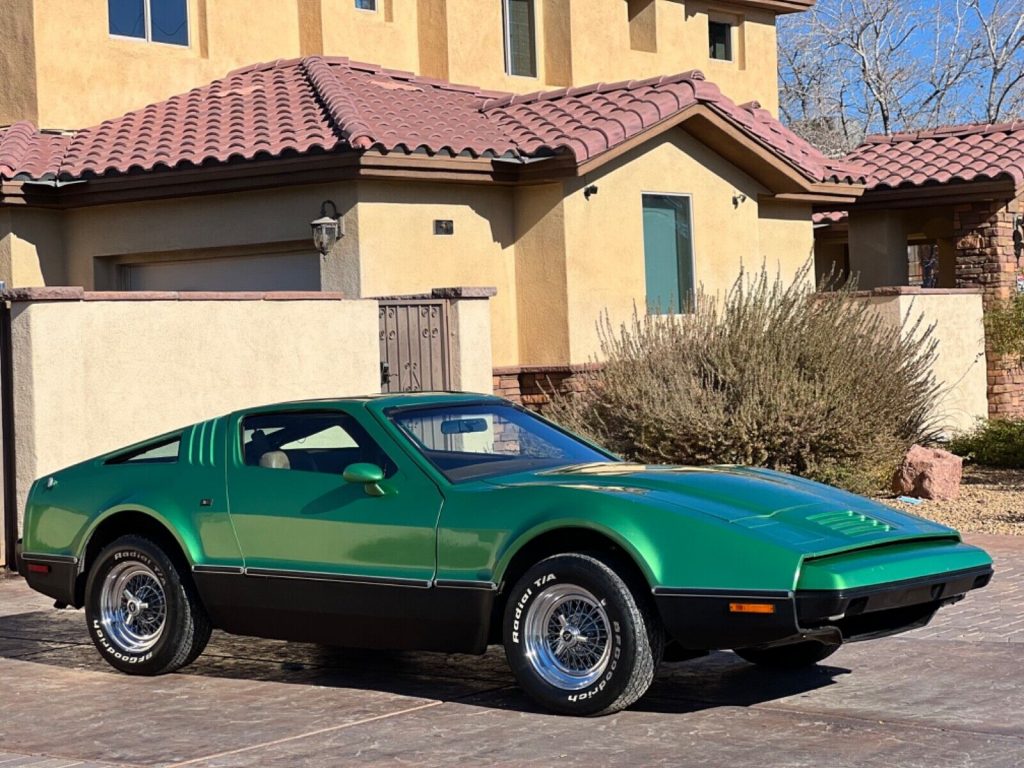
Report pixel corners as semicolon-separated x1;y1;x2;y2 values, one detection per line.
0;534;1021;768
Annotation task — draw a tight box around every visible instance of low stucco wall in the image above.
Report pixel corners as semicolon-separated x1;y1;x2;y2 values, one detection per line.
6;290;380;538
856;288;988;436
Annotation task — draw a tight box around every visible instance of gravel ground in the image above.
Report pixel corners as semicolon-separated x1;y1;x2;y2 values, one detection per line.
883;465;1024;536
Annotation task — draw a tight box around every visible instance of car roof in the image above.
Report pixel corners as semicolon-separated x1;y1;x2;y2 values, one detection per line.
236;391;505;416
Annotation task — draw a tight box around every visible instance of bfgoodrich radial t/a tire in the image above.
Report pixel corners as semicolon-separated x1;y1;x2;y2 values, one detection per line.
503;553;661;716
84;534;211;675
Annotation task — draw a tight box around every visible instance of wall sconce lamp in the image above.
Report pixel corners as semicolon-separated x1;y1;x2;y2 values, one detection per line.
732;192;748;208
584;184;599;200
311;200;344;256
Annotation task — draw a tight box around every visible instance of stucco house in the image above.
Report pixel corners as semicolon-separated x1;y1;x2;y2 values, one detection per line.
814;122;1024;419
0;0;865;398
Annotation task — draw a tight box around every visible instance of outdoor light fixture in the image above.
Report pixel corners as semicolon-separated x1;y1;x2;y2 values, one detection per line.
584;184;599;200
311;200;343;256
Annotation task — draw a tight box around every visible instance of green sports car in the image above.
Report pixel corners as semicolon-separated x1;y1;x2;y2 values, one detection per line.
16;393;992;716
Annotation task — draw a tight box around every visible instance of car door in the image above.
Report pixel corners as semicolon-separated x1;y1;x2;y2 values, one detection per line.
217;405;447;648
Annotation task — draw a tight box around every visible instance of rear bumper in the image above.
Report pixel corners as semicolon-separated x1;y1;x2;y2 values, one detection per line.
654;564;993;650
17;545;79;606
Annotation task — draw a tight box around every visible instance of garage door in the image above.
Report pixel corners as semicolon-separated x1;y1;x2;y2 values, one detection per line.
119;252;321;292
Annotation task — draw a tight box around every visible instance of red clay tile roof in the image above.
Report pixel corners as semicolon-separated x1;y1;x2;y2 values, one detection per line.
0;122;70;180
0;56;862;187
812;210;848;225
848;122;1024;191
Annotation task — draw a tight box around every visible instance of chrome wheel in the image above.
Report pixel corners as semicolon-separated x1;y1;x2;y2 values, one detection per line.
522;584;611;691
99;561;166;654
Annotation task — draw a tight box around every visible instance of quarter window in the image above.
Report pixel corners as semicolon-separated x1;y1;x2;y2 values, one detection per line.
503;0;537;77
107;437;181;464
709;21;732;61
109;0;189;46
642;194;695;314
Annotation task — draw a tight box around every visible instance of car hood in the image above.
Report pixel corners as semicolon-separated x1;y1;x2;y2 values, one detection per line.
484;462;956;552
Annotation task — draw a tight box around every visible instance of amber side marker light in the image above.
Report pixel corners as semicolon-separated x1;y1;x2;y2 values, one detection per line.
729;602;776;614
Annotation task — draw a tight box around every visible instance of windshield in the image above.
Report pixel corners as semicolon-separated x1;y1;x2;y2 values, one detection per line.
389;403;614;482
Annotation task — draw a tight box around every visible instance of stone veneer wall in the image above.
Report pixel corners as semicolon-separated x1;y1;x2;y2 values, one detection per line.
492;365;602;411
954;196;1024;418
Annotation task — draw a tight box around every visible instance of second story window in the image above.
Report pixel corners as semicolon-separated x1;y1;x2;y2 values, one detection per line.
109;0;189;46
708;21;732;61
503;0;537;78
355;0;377;9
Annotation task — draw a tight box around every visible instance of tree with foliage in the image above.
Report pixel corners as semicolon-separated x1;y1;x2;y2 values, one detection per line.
779;0;1024;155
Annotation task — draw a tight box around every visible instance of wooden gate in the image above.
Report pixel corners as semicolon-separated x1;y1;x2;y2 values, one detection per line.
378;299;451;393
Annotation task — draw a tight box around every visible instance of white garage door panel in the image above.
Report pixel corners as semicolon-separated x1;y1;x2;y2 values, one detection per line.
122;252;321;292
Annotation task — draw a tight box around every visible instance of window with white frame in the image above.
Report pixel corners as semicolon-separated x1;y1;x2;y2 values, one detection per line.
355;0;377;10
503;0;537;77
108;0;189;46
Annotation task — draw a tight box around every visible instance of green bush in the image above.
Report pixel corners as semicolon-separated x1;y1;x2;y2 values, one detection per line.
547;264;942;494
948;419;1024;468
984;294;1024;364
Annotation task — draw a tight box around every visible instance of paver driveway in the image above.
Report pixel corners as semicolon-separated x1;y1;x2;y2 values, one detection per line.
0;534;1020;768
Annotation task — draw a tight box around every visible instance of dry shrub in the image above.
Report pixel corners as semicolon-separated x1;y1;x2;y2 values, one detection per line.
547;264;943;494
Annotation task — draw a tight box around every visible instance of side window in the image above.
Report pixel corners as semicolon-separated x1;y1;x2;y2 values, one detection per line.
241;413;396;477
503;0;537;77
708;20;733;61
107;437;181;464
109;0;189;46
642;193;695;314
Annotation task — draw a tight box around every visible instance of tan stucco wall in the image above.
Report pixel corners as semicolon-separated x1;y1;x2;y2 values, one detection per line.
0;208;67;288
349;180;519;367
59;183;348;289
448;297;496;393
8;297;380;530
860;292;988;436
0;0;38;125
30;0;303;128
556;130;811;364
12;0;784;129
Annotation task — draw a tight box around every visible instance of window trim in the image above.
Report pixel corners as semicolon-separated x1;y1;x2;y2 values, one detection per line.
108;0;191;48
641;191;698;316
502;0;538;78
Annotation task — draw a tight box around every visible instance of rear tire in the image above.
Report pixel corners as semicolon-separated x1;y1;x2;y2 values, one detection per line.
503;553;660;716
733;640;840;668
84;534;211;675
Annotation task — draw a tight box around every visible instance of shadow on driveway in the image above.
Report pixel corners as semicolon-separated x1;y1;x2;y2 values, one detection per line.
0;607;850;715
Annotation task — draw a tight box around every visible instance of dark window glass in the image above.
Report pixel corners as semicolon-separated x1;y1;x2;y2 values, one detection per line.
108;437;181;464
109;0;146;38
503;0;537;77
642;194;695;314
150;0;189;45
241;413;397;477
709;21;732;61
355;0;377;9
391;404;612;482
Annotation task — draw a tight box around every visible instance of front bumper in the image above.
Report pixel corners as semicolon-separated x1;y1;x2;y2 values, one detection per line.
654;564;993;650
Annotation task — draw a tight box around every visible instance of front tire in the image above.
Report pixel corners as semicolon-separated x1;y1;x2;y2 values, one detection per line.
503;553;660;716
84;534;211;675
733;640;840;668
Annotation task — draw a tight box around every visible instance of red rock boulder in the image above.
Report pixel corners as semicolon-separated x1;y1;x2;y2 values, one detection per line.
891;445;962;501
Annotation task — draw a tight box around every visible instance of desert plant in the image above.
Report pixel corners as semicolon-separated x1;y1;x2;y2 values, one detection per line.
984;294;1024;365
547;264;943;494
949;419;1024;468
